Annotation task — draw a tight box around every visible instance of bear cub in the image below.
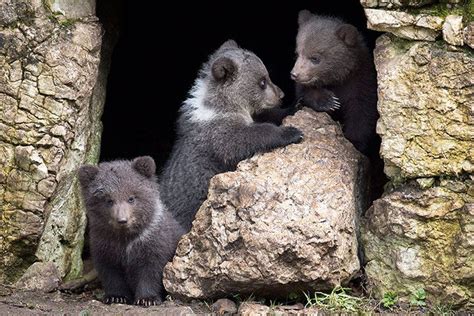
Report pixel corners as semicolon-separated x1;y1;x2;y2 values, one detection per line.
291;10;378;155
78;156;185;306
160;40;303;231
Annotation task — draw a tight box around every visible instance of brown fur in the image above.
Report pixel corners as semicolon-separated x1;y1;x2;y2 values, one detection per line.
291;10;378;155
78;156;184;306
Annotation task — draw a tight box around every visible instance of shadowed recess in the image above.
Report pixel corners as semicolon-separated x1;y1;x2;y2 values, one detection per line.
97;0;379;170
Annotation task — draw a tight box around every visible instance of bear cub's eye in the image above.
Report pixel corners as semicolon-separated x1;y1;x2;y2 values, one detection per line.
106;199;114;206
310;56;321;64
128;196;135;204
259;78;267;90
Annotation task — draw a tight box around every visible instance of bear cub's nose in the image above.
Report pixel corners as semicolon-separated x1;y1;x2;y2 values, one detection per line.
117;218;128;224
290;72;298;80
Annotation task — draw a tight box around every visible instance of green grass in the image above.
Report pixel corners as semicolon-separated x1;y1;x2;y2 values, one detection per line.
303;286;363;312
410;288;427;307
381;291;398;309
431;303;455;316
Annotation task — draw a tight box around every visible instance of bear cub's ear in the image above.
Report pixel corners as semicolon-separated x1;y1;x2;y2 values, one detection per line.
78;165;99;187
336;24;359;47
298;10;312;26
132;156;156;178
218;39;239;51
211;57;236;82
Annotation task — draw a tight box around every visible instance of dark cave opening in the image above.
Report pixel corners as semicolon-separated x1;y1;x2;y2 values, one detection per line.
79;0;384;286
97;0;381;172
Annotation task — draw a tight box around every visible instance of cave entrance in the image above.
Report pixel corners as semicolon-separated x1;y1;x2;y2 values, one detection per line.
97;0;380;171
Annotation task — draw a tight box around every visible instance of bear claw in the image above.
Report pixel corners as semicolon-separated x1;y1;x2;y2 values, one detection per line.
330;96;341;111
103;296;129;304
134;297;162;307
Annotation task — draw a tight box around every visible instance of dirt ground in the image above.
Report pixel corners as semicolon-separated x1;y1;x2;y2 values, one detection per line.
0;285;210;315
1;283;471;315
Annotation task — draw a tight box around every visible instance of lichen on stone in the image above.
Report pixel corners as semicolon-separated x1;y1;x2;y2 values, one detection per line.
362;178;474;307
0;0;104;285
374;34;473;181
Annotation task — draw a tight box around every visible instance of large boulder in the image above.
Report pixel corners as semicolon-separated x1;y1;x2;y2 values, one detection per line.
163;109;369;300
362;179;474;307
374;34;473;181
0;0;104;284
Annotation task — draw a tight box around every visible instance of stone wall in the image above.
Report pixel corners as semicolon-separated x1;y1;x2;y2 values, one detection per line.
360;0;473;308
0;0;104;284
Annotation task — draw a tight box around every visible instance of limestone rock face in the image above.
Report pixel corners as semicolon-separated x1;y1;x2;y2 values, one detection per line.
45;0;95;19
360;2;473;308
443;15;464;46
463;21;474;49
374;34;473;181
360;0;435;8
361;1;472;46
163;109;369;300
365;8;444;41
0;0;104;283
362;179;474;307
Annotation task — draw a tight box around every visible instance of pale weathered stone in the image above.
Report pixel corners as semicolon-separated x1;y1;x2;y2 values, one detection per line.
374;35;473;180
212;298;238;315
163;109;369;300
364;9;444;41
360;0;435;8
443;15;464;46
45;0;95;19
0;1;104;283
238;302;271;316
464;22;474;49
362;179;474;307
14;262;60;292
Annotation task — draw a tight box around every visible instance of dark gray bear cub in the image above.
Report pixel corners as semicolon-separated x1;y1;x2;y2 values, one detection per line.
160;40;303;231
78;156;185;307
291;10;378;155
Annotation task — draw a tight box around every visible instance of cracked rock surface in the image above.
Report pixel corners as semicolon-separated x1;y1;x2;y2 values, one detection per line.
163;109;369;300
361;0;473;46
0;0;103;284
374;34;473;180
362;31;473;309
362;178;474;307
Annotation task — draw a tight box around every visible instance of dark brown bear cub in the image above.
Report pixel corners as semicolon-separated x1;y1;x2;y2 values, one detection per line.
78;156;184;306
291;10;378;155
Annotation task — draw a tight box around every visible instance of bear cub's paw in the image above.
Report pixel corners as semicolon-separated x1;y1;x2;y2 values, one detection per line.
134;297;162;307
315;89;341;112
281;126;304;144
103;296;130;305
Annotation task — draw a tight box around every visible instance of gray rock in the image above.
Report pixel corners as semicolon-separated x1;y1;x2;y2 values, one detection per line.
374;34;473;181
212;298;238;315
443;15;464;46
0;1;105;283
360;0;435;8
45;0;95;19
163;109;369;300
364;8;444;41
463;22;474;49
14;262;60;292
238;302;270;316
362;179;474;307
